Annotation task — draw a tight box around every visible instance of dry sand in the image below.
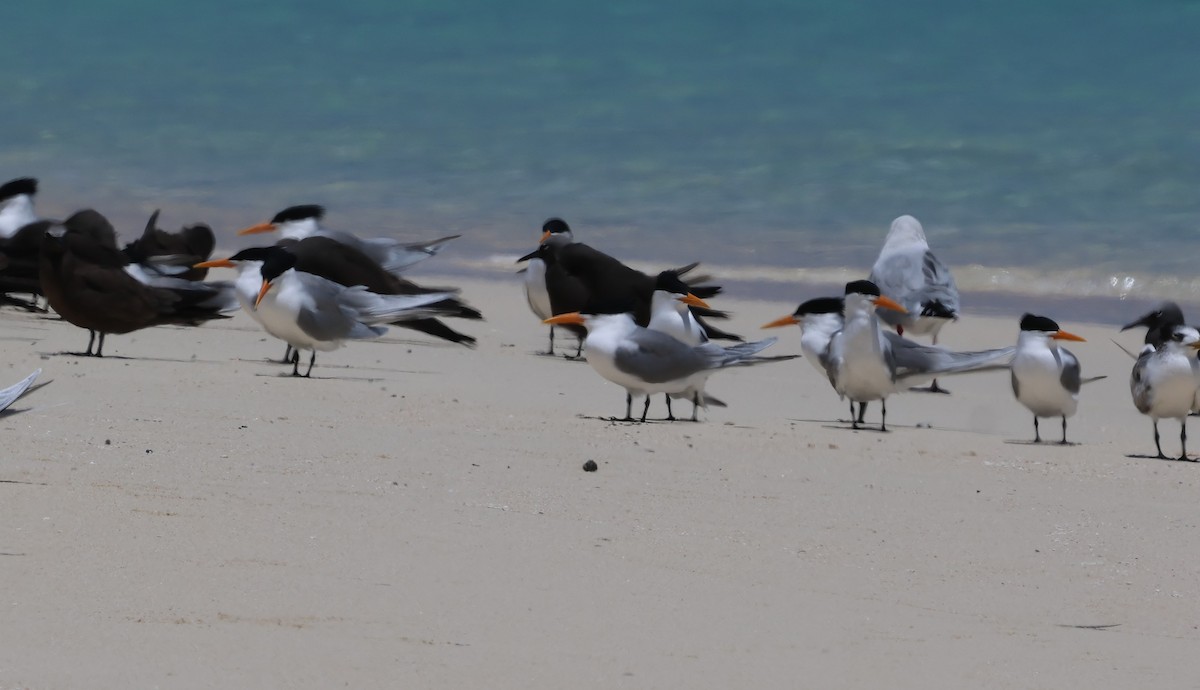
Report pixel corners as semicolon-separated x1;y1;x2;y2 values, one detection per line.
1;276;1199;688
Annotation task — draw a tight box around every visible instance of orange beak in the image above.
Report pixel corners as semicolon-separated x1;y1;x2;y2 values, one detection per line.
539;230;552;244
543;312;586;327
193;258;235;269
254;280;272;308
872;295;908;313
1052;330;1086;342
761;314;799;329
238;222;277;236
677;293;711;309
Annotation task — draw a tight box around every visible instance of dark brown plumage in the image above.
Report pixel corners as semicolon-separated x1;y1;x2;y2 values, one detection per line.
39;211;235;356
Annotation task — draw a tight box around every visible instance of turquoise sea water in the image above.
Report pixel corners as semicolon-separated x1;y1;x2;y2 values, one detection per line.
4;1;1199;300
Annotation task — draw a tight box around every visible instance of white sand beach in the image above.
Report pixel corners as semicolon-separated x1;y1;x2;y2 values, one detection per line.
1;277;1198;688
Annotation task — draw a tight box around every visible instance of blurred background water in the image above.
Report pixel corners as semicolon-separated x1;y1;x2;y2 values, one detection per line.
3;0;1199;302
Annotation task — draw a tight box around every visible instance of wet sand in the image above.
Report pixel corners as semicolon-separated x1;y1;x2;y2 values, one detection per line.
1;276;1198;688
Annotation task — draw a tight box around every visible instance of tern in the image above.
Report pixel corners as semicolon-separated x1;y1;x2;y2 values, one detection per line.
1121;302;1187;348
644;270;732;420
0;368;43;414
200;246;458;377
1010;313;1099;444
869;215;959;393
1120;302;1199;414
766;281;1013;431
543;311;795;422
1130;323;1200;460
518;218;736;356
238;205;459;275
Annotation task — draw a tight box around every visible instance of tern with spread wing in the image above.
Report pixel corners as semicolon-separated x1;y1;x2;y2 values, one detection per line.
199;246;457;377
0;369;42;414
544;311;795;422
765;281;1013;431
238;205;459;276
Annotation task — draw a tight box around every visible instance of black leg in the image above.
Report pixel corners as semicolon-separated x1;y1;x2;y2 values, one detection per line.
574;338;583;359
1180;418;1188;461
1034;416;1041;443
85;330;96;356
858;402;868;425
691;392;700;423
1060;416;1068;445
96;333;106;357
851;401;862;430
281;344;293;364
880;399;888;432
547;325;555;355
1154;420;1166;459
291;352;301;377
303;350;316;377
664;394;675;421
622;393;633;422
640;395;651;423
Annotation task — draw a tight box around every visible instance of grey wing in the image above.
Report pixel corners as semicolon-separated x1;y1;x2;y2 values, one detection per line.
1059;348;1082;394
885;332;1014;381
818;342;840;389
1130;350;1153;414
0;369;40;412
613;330;707;383
918;250;959;314
292;274;375;341
869;250;923;301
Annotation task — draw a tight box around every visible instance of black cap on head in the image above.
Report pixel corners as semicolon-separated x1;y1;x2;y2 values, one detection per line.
795;296;844;316
1019;313;1060;332
0;177;37;202
542;218;571;235
654;270;691;295
228;247;276;263
844;279;880;297
271;205;325;224
259;246;298;281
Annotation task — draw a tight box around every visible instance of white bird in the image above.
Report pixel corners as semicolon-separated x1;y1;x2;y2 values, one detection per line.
644;271;729;420
543;311;795;422
1010;313;1097;444
0;368;42;413
780;281;1013;431
1130;324;1200;460
869;215;960;393
238;205;459;275
200;246;457;377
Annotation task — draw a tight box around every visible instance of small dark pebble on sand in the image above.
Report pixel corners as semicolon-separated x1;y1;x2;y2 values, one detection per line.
583;460;598;472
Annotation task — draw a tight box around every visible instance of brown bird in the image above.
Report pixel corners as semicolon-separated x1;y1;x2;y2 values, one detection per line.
39;211;237;356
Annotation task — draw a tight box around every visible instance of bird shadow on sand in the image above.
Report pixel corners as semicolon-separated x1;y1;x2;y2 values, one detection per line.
40;351;229;365
252;372;387;383
576;414;698;426
531;351;587;362
1124;453;1198;463
1003;439;1079;447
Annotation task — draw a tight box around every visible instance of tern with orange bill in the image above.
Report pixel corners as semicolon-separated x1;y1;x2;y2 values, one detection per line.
1010;314;1103;444
238;205;458;275
765;281;1014;431
197;246;457;377
542;311;795;422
